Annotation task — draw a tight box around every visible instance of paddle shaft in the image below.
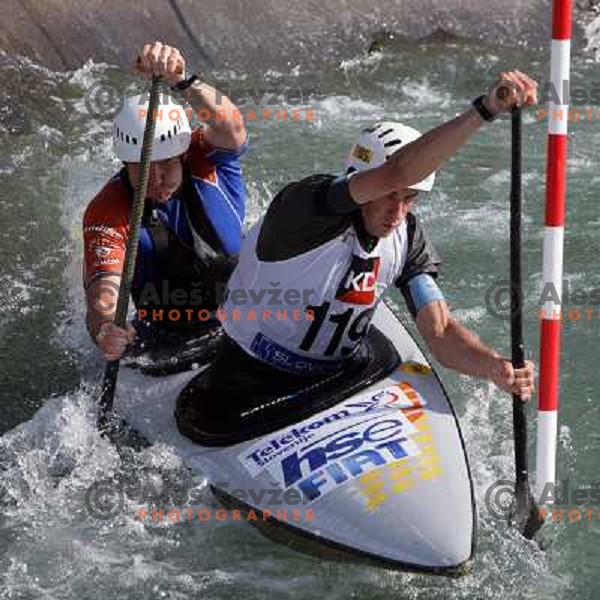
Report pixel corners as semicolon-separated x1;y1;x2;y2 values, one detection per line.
510;108;528;483
98;76;161;431
509;108;544;540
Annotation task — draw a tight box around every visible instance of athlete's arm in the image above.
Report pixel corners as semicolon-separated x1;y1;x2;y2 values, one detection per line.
83;197;135;360
85;273;120;339
180;80;247;151
135;41;246;151
85;274;136;360
415;302;535;400
396;223;535;399
348;70;538;206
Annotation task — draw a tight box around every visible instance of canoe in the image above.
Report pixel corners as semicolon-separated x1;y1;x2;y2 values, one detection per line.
116;301;476;575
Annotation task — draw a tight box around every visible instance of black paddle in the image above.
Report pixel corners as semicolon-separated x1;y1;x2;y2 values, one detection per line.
97;76;161;434
509;107;544;539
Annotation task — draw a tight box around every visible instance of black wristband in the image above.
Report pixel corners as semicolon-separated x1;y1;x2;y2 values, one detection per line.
472;95;496;122
171;74;199;92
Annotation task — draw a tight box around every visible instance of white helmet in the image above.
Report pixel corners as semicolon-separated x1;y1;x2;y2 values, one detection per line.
113;93;191;162
345;121;435;192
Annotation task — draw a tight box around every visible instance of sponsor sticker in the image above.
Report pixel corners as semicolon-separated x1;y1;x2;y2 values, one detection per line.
398;362;433;375
358;380;442;511
352;144;373;164
94;246;113;258
336;255;380;305
239;385;421;503
95;258;120;266
84;224;124;240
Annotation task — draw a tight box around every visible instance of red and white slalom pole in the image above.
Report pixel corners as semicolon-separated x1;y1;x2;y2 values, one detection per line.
537;0;573;494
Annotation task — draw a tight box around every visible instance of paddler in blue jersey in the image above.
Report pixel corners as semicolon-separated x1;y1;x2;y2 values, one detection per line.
83;42;247;363
176;69;537;442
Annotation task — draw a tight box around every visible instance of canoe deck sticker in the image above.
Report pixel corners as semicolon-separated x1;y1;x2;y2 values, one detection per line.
238;384;423;504
358;380;444;512
398;362;432;375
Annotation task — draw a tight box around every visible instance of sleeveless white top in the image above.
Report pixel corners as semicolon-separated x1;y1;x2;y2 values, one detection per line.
222;217;409;374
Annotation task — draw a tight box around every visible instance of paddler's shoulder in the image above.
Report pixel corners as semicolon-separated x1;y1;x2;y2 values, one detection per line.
83;168;131;228
268;173;342;212
275;173;339;196
257;174;353;261
265;173;356;223
183;127;243;181
183;127;214;174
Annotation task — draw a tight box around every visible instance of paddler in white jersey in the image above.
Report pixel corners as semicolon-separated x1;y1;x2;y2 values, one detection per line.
176;70;537;441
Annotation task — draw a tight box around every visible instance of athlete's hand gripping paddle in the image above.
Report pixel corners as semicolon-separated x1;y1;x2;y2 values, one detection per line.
509;107;544;539
97;76;161;434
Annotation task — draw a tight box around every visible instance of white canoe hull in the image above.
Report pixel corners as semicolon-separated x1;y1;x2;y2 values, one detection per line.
116;302;475;574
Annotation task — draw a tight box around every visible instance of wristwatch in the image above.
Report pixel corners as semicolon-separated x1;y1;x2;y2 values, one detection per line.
472;95;496;122
171;74;199;92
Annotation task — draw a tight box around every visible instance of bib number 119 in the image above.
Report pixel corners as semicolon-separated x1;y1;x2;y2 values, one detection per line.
299;302;374;356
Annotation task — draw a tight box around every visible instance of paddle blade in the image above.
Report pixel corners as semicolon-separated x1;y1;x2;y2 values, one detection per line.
514;479;544;540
